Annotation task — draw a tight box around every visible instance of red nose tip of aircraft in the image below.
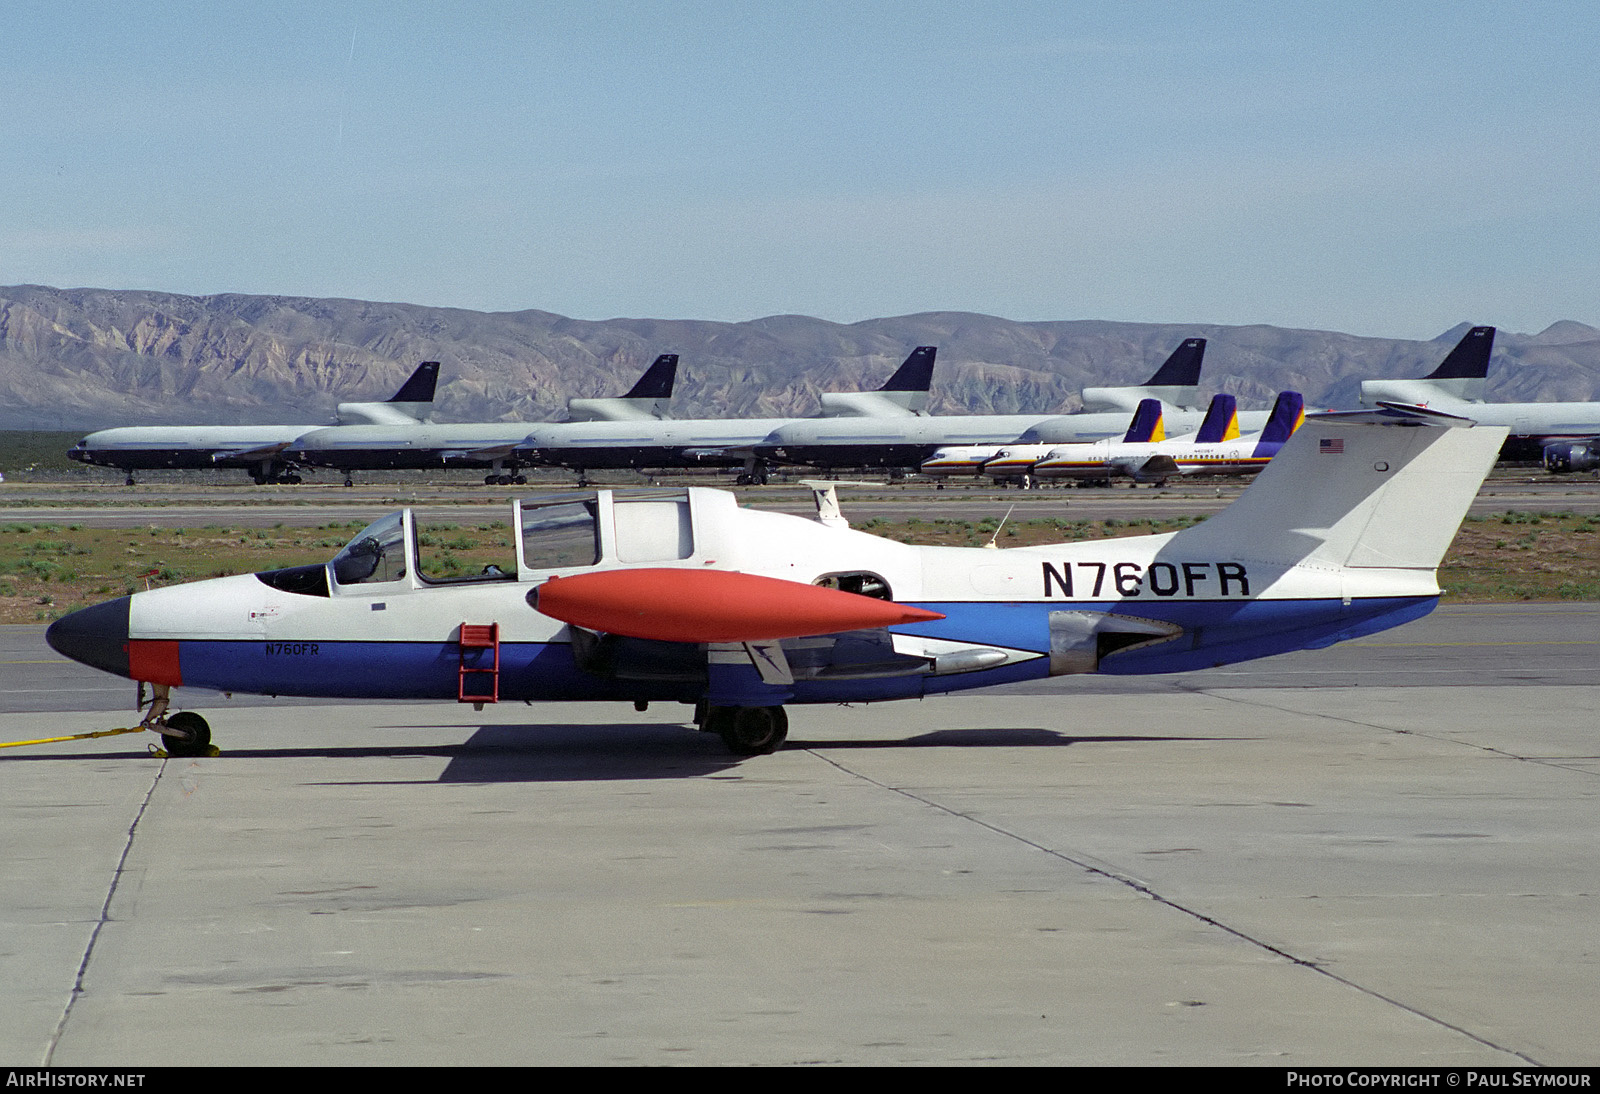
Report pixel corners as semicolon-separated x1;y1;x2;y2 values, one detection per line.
530;568;945;644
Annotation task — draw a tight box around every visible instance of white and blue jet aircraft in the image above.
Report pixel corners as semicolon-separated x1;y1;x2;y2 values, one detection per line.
46;407;1503;757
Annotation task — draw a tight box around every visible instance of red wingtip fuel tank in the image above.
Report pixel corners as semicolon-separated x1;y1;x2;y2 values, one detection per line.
530;568;945;643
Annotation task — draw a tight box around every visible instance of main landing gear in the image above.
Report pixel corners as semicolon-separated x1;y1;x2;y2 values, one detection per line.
701;704;788;755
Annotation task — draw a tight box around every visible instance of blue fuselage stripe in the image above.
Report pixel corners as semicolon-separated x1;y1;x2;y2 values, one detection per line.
167;595;1437;704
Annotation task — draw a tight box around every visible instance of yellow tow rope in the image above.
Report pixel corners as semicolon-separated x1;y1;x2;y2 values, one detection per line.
0;725;148;750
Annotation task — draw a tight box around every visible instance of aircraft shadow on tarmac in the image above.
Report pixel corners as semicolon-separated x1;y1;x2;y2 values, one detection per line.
9;724;1235;783
348;724;1230;783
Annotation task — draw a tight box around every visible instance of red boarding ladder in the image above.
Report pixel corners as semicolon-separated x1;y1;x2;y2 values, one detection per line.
458;623;500;704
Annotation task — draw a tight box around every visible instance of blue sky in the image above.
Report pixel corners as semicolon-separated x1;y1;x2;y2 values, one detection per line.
3;1;1597;338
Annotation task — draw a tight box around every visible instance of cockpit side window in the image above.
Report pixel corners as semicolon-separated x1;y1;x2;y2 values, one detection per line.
331;512;409;586
415;519;515;583
519;500;600;573
613;498;693;563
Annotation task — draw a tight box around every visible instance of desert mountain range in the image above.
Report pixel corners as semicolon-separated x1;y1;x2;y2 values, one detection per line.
2;285;1597;431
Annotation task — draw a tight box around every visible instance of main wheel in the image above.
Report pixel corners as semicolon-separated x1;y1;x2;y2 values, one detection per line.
712;705;788;755
163;711;211;757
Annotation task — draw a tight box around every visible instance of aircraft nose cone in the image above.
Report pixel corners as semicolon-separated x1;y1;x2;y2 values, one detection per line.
45;597;132;678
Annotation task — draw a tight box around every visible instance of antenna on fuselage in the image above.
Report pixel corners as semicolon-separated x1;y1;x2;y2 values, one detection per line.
983;505;1016;549
795;479;877;529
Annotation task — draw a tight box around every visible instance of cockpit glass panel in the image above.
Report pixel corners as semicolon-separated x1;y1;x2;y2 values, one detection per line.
613;498;693;563
415;518;515;583
331;512;408;586
520;499;600;571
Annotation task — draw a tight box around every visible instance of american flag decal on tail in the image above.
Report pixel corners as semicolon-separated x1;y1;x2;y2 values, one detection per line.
1320;438;1345;454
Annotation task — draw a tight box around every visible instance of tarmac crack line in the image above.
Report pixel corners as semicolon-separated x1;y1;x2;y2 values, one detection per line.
807;748;1541;1067
42;757;167;1066
1197;687;1600;778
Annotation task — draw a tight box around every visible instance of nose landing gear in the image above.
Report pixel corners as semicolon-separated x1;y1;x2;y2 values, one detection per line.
138;683;215;757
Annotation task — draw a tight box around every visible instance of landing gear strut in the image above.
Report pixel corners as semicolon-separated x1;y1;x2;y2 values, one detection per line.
137;683;213;757
702;704;788;755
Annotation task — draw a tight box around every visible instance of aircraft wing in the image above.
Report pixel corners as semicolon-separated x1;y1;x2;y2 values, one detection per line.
211;442;293;464
443;444;521;463
680;446;752;462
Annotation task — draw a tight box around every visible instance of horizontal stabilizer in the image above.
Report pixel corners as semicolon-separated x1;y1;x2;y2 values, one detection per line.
1313;402;1479;427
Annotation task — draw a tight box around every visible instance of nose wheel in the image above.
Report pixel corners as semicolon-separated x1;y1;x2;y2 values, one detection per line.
161;711;212;757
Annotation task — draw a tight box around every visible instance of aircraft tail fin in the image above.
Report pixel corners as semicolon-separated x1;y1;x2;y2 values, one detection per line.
1170;409;1505;574
1193;394;1240;443
388;361;441;404
1359;326;1494;407
1425;326;1495;380
623;354;679;400
1082;338;1205;412
1143;338;1206;387
568;354;679;421
879;346;937;393
820;346;937;416
336;361;441;424
1121;399;1165;443
1257;391;1306;445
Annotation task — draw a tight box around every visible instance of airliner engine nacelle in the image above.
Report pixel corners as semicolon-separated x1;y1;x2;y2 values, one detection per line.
1543;440;1600;474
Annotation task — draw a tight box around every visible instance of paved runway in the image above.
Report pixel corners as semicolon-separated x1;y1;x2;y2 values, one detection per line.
4;472;1599;528
2;605;1596;1065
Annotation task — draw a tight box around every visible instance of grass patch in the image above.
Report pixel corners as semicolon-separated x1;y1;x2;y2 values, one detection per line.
1;510;1594;623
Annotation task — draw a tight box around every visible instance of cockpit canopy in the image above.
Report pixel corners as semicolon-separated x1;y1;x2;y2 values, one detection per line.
331;511;410;586
299;490;697;596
